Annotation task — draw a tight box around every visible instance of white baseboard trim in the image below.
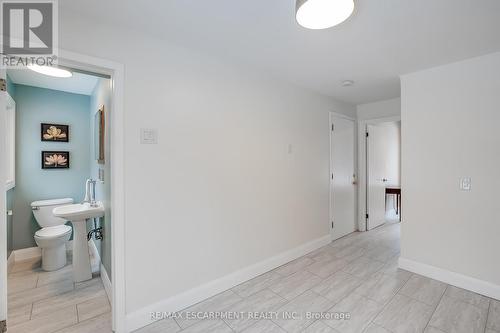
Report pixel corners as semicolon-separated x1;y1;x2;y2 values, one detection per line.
125;235;332;332
7;252;15;273
100;263;112;303
12;247;41;262
398;257;500;301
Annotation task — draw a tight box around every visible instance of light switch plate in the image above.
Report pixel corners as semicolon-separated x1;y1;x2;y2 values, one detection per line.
460;177;471;191
140;128;158;144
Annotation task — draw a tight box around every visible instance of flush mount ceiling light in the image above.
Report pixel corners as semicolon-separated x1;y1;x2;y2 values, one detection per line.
342;79;354;87
27;64;73;78
296;0;354;30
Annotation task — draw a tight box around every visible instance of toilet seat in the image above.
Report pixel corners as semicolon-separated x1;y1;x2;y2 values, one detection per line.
35;225;72;239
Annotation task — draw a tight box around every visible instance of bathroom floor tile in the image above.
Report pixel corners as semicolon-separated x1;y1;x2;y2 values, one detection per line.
76;293;111;322
8;273;39;294
36;265;73;287
7;303;33;327
56;312;112;333
8;278;74;309
31;278;105;317
7;304;78;333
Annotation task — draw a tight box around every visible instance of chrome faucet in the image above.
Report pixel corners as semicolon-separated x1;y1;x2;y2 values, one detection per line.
83;178;98;207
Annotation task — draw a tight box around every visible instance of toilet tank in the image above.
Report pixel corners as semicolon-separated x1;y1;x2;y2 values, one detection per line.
31;198;74;228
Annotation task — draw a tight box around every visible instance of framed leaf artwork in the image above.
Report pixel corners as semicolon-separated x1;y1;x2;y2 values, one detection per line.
41;151;70;169
41;123;69;142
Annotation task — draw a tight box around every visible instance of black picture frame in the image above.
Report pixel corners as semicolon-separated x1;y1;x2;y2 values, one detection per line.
41;123;69;142
41;151;70;169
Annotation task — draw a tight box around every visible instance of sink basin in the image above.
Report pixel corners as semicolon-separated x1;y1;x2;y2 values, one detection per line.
52;202;104;282
53;202;104;220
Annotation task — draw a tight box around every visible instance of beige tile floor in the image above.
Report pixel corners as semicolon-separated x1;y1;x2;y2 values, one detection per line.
6;254;111;333
136;222;500;333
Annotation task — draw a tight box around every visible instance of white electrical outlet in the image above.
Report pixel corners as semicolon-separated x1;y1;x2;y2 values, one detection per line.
460;177;471;191
140;128;158;144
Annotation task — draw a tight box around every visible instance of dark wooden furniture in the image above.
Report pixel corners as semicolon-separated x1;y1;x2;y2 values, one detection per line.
385;186;401;221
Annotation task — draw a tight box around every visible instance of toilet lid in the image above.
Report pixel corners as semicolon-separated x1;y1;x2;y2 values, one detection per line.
35;225;72;238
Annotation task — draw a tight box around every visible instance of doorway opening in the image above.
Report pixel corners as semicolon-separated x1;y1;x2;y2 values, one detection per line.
1;52;125;332
365;120;401;230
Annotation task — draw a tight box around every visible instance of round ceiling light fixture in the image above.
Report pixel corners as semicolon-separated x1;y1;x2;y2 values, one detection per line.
27;64;73;78
296;0;355;30
342;79;354;87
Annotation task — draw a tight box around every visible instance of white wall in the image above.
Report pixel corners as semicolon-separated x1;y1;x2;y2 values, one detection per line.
356;98;401;230
400;52;500;295
59;11;356;329
357;98;401;120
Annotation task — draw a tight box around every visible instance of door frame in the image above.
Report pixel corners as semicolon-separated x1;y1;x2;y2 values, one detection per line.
329;111;357;240
0;49;126;332
357;115;401;231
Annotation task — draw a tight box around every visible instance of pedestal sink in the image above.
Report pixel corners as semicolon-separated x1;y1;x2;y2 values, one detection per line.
53;202;104;282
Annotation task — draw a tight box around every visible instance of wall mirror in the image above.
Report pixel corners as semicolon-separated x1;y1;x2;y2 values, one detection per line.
94;105;105;164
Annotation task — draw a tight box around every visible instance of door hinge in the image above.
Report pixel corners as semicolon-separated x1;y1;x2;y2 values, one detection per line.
331;173;334;180
331;124;334;131
331;221;334;228
366;132;369;137
366;213;369;219
0;78;6;92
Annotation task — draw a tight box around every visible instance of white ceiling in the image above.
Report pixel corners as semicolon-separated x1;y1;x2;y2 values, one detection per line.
7;68;99;96
60;0;500;104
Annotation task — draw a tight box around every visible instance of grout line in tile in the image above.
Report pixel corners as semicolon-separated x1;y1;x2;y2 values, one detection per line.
422;283;448;332
484;299;491;333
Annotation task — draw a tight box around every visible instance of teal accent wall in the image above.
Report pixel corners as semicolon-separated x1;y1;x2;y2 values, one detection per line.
90;78;112;276
6;74;16;96
12;84;90;249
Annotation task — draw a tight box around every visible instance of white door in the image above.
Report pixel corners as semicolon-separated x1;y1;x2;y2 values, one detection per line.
367;124;388;230
0;68;7;327
330;114;356;240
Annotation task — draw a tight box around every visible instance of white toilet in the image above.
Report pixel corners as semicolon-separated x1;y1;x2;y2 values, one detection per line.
31;198;74;271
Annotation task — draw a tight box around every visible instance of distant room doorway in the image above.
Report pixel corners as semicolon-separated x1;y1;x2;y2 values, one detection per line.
366;121;401;230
